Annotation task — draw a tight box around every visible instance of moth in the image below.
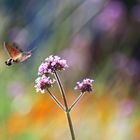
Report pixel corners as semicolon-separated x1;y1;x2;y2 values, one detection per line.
4;42;32;66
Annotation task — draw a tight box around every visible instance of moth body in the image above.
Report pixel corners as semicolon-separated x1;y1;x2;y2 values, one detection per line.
4;42;32;66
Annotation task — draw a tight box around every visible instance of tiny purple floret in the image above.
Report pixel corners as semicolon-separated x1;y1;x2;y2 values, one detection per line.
38;62;50;76
35;75;55;93
38;55;68;76
74;78;94;93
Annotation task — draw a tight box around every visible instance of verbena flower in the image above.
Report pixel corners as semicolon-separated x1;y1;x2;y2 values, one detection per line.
74;78;94;93
35;75;55;93
38;55;68;75
38;62;50;76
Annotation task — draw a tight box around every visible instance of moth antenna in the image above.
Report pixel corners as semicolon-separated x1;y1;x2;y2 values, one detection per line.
3;42;7;48
28;46;38;53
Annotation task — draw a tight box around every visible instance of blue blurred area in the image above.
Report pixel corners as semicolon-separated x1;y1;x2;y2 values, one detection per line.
0;0;139;90
1;0;55;49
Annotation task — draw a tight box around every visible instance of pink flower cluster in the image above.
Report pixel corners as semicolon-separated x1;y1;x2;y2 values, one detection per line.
35;55;94;94
35;55;68;93
35;76;55;93
38;55;68;76
74;78;94;93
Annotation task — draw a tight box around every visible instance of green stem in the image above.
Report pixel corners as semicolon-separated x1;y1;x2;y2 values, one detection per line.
54;71;75;140
54;72;68;109
47;89;65;111
69;92;85;112
66;111;75;140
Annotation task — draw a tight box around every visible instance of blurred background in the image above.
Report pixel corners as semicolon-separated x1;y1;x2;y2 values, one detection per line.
0;0;140;139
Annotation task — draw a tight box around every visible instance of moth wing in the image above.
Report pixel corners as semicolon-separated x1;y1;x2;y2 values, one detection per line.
4;42;23;60
19;52;32;62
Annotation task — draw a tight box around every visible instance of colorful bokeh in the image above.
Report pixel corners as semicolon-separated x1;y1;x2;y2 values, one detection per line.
0;0;140;139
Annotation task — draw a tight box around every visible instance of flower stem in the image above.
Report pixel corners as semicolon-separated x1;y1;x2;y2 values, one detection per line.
66;111;75;140
54;71;75;140
54;72;68;108
69;92;85;112
47;89;65;111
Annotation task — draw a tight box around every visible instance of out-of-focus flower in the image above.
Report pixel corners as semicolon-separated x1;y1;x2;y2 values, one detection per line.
38;55;68;75
132;5;140;22
7;81;25;98
35;75;55;93
94;1;125;32
112;52;139;77
74;78;94;93
118;99;135;117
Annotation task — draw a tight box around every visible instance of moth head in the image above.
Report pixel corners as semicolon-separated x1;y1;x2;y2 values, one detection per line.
5;59;14;66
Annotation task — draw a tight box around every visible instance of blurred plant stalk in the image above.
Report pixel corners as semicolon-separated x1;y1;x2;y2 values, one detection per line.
54;71;75;140
35;55;94;140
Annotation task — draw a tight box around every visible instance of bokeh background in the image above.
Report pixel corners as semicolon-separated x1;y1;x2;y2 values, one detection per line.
0;0;140;139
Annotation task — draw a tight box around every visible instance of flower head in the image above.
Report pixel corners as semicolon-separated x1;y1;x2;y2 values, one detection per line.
35;75;55;93
38;62;50;76
38;55;68;76
45;55;68;72
74;78;94;93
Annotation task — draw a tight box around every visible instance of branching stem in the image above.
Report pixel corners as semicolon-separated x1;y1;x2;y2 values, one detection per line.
47;89;65;111
69;92;85;111
54;71;75;140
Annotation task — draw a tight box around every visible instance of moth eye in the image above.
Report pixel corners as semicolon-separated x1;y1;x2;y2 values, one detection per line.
13;43;18;48
5;60;12;66
14;45;18;49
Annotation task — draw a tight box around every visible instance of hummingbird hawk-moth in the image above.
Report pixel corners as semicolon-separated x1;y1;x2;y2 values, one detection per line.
4;42;32;66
